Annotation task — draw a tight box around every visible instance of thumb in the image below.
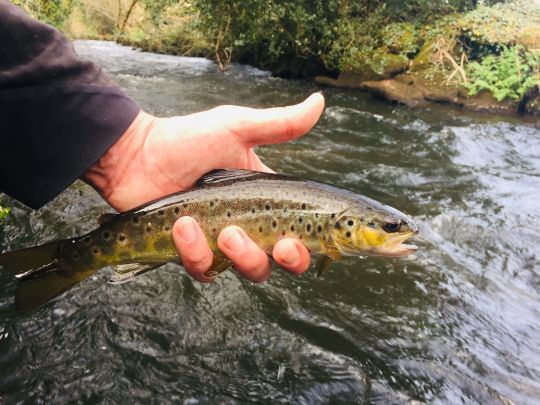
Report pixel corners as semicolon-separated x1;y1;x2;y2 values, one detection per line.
231;92;325;147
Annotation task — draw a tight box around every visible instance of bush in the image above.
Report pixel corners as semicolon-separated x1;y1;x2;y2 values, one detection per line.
192;0;341;70
190;0;482;73
465;45;540;101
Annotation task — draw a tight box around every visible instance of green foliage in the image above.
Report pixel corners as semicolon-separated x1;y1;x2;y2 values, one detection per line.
189;0;495;73
119;2;211;57
13;0;74;28
0;204;9;221
459;0;540;45
192;0;341;69
382;22;420;56
465;46;540;101
142;0;178;24
424;0;540;61
326;15;419;76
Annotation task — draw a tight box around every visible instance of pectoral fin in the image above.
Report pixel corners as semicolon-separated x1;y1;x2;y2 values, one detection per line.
204;255;232;279
314;247;341;277
314;256;335;277
109;263;165;284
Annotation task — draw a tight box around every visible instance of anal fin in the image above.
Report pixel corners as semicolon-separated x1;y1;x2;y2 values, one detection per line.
108;263;165;285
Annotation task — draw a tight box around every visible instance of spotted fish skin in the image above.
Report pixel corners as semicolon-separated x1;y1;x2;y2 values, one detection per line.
68;170;348;271
0;169;418;313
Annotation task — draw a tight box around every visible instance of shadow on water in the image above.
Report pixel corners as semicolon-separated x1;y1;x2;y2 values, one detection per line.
1;41;540;403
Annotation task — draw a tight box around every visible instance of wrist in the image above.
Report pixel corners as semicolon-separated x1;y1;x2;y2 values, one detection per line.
83;110;157;205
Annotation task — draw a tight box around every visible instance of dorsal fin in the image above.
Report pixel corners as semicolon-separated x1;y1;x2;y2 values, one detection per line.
97;213;116;225
195;169;283;187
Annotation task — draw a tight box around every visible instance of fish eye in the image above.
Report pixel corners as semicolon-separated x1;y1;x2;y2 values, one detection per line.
383;222;400;233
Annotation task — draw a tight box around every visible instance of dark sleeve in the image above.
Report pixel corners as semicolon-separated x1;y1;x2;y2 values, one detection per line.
0;1;140;209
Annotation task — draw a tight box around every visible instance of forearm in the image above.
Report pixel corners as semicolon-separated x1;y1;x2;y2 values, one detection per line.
0;0;140;209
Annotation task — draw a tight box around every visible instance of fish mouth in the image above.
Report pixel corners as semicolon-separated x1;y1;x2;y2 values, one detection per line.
376;232;418;257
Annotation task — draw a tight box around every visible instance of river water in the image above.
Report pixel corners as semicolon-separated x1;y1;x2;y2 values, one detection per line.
1;41;539;404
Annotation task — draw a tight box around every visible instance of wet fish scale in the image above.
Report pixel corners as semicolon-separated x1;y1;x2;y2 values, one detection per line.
63;183;337;271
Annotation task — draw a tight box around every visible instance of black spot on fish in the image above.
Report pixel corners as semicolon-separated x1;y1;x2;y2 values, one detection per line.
158;210;165;216
360;217;365;222
118;234;127;243
334;222;341;229
265;204;271;211
252;208;256;214
298;217;303;223
368;221;375;228
317;225;322;233
301;203;307;210
272;220;277;228
163;225;171;232
290;225;295;231
347;220;354;226
212;228;217;233
210;201;214;207
346;231;352;238
174;207;180;214
283;208;288;213
183;203;188;208
331;213;336;219
282;230;286;236
315;213;319;218
101;231;112;241
227;211;232;218
259;226;263;233
91;247;100;255
133;217;140;224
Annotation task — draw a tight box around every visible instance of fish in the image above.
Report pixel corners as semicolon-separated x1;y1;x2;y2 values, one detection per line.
0;169;418;313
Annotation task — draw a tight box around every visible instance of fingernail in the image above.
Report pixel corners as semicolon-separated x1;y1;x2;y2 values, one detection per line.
222;229;245;253
177;218;197;243
281;244;300;266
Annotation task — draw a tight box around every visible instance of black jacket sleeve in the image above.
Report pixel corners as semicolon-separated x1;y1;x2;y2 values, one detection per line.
0;1;140;209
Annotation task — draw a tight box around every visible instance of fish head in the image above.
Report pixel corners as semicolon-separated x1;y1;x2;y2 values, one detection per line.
331;204;418;257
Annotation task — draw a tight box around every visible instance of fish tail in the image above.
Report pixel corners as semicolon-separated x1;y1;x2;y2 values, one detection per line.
0;240;97;314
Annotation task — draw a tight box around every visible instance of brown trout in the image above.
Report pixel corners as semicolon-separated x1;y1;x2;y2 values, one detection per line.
0;169;418;313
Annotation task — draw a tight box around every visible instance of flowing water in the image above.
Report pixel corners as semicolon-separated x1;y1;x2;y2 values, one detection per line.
1;41;539;404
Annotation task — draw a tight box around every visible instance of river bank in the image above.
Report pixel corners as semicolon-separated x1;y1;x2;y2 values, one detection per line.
117;1;540;118
13;0;540;118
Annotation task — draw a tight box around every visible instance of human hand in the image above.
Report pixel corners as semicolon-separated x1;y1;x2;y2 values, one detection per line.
84;93;325;282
